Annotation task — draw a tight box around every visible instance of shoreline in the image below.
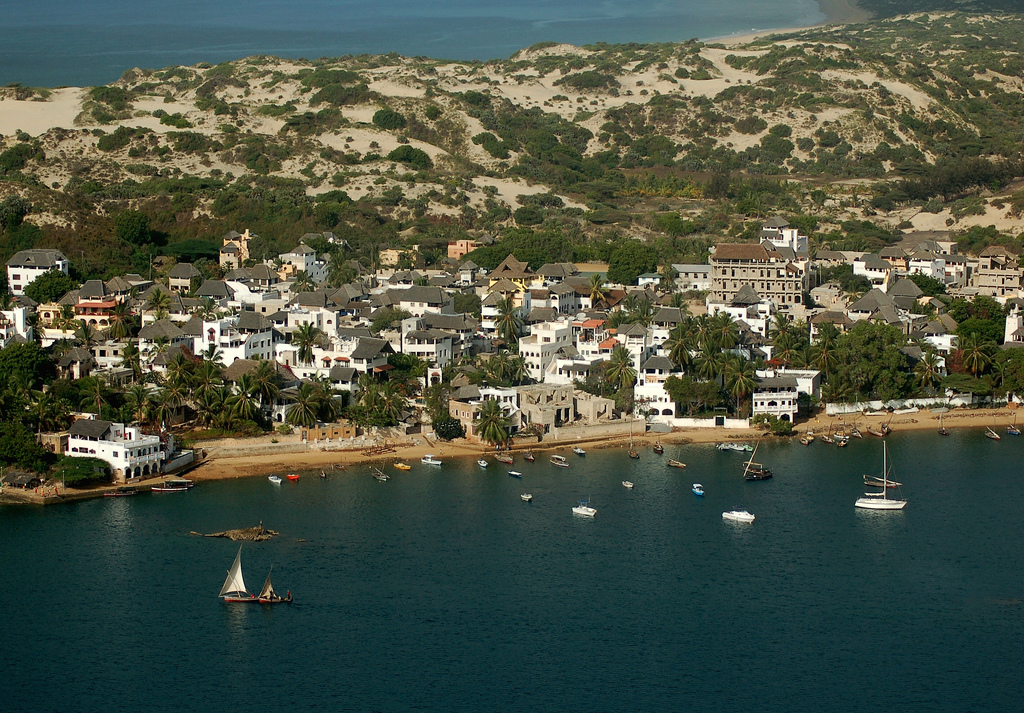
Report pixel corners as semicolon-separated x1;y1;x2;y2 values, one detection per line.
709;0;872;46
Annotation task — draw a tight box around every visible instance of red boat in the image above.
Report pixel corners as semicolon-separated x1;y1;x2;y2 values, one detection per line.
653;443;664;454
524;451;536;462
495;454;514;465
286;473;300;481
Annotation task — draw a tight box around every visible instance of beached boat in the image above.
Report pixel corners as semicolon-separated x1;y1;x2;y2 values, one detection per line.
820;432;835;444
256;565;292;604
495;453;514;465
799;433;814;446
421;455;442;465
521;493;533;502
550;455;569;468
866;427;886;437
850;427;863;439
985;427;1002;441
692;483;704;497
653;442;664;454
104;487;137;497
572;499;596;517
572;446;586;456
622;480;634;489
856;442;907;510
219;546;257;602
151;478;193;492
394;462;411;471
666;459;686;469
1007;423;1020;436
835;435;849;447
268;475;282;485
285;473;300;481
508;470;523;478
523;451;536;462
722;510;755;523
478;459;489;468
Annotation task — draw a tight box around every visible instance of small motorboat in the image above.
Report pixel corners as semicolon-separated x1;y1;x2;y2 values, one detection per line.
152;478;193;492
268;475;282;485
285;473;300;482
550;455;569;468
394;462;411;471
653;442;664;454
524;451;536;462
421;455;442;465
572;446;586;456
508;470;523;478
495;453;514;465
104;487;137;497
666;459;686;469
478;459;489;468
985;427;1002;441
521;493;533;502
572;499;596;517
722;510;755;523
692;483;704;497
622;480;634;489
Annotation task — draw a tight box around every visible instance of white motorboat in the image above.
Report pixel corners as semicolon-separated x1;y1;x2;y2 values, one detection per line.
722;510;755;523
856;442;907;510
622;480;634;489
508;470;523;478
477;459;489;468
692;483;704;496
550;455;569;468
717;442;753;452
572;499;597;517
572;446;586;456
521;493;533;502
268;475;282;485
421;455;442;466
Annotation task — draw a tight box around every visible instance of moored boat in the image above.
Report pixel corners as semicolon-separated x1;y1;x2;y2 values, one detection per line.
495;453;514;465
520;493;533;502
268;475;282;485
104;486;137;497
421;454;442;465
372;468;389;481
985;427;1001;441
742;438;773;481
628;449;640;459
394;462;411;471
508;470;523;478
152;478;193;492
550;455;569;468
285;473;300;481
622;480;634;489
717;442;753;452
692;483;704;497
572;499;596;517
572;446;586;456
666;459;686;469
722;510;755;523
219;546;257;602
524;451;536;462
478;459;489;468
800;433;814;445
856;442;907;510
653;442;664;454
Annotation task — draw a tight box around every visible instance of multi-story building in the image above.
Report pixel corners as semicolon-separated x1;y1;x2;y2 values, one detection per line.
219;229;253;270
65;417;172;482
672;264;712;292
709;244;807;308
518;319;573;381
761;216;808;254
752;376;799;423
974;246;1021;299
6;249;70;296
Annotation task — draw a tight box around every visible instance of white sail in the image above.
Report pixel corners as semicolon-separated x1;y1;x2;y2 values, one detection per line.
258;565;276;600
219;546;249;597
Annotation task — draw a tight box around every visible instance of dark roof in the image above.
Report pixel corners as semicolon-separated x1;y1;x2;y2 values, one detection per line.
350;337;393;360
712;244;780;261
235;311;272;331
389;285;449;305
79;280;109;299
69;418;113;439
138;319;185;340
195;280;234;299
642;356;674;371
329;365;357;382
58;347;94;367
755;376;798;390
763;216;789;228
423;313;479;331
168;263;202;279
731;284;762;305
251;264;278;281
6;249;67;267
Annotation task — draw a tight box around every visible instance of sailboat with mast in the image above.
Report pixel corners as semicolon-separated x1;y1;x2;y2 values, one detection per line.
628;419;639;459
742;437;773;480
257;565;292;604
938;410;949;436
219;546;257;602
855;442;907;510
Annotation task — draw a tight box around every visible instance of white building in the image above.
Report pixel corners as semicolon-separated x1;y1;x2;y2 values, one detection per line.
65;417;170;482
196;314;276;364
752;376;799;422
0;306;33;345
672;264;712;292
853;255;896;293
761;216;808;254
279;244;328;284
6;249;70;296
518;319;573;381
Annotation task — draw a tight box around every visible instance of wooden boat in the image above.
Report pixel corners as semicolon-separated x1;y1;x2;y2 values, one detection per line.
666;459;686;469
268;475;282;485
985;427;1001;441
622;480;634;489
799;434;814;446
152;478;193;492
1007;424;1020;436
938;411;949;436
394;462;411;471
257;565;292;604
835;434;849;447
820;432;834;444
866;427;886;437
523;451;536;462
742;438;773;481
628;449;640;459
104;487;137;497
508;470;523;478
495;453;514;465
372;468;389;481
849;427;863;439
691;483;704;497
520;493;533;502
550;455;569;468
653;442;664;454
319;470;328;479
219;546;257;602
285;473;300;481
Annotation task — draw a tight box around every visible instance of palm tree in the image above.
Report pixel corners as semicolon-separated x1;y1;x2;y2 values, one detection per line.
286;382;320;428
201;343;225;369
494;296;523;345
108;300;135;340
606;345;637;392
375;380;406;425
55;304;77;331
722;355;757;416
915;350;943;393
194;297;219;321
665;324;694;373
251;360;281;409
147;287;172;320
193;359;223;401
313;381;343;423
125;384;153;425
626;295;655;327
120;341;142;382
75;320;98;350
710;312;739;351
79;376;110;416
229;373;261;423
293;270;315;293
958;334;993;378
293;323;323;366
587;273;608;306
475;397;510;446
164;351;194;390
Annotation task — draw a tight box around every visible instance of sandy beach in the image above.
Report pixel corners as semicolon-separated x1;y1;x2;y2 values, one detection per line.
713;0;872;45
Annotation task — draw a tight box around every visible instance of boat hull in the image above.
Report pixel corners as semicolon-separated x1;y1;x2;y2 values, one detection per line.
722;510;755;523
572;506;596;517
855;497;907;510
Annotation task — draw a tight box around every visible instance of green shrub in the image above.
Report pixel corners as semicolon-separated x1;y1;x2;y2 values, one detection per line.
372;108;407;130
554;71;620;90
735;116;768;134
386;145;432;170
424;105;442;120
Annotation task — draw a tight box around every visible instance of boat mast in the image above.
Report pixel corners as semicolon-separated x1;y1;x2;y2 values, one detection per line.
881;442;889;501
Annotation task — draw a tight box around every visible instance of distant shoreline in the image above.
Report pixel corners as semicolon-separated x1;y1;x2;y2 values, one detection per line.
710;0;872;45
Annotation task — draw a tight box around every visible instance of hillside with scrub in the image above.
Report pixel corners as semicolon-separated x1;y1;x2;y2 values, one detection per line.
2;11;1024;280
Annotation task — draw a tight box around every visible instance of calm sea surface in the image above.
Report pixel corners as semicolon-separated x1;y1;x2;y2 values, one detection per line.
0;0;823;87
1;430;1022;712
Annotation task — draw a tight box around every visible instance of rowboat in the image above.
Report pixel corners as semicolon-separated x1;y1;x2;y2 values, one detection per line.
572;446;586;456
478;459;489;468
622;480;634;489
268;475;282;485
394;462;411;471
692;483;704;497
666;459;686;469
653;442;664;454
520;493;533;502
285;473;300;481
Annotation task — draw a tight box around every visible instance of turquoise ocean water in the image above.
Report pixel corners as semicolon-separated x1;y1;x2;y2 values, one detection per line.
0;0;823;86
1;430;1021;712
